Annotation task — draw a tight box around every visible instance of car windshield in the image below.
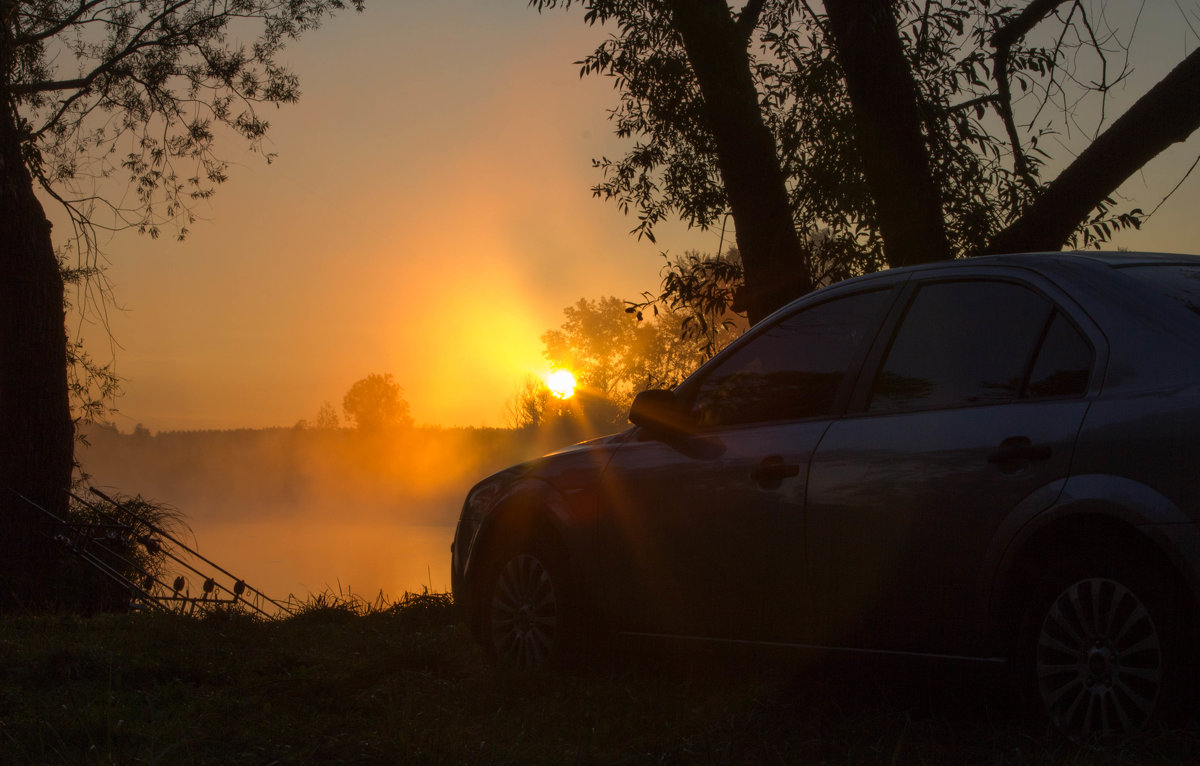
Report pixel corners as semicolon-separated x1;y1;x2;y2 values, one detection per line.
1117;264;1200;317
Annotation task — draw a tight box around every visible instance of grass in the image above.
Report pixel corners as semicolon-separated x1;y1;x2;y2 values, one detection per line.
2;593;1198;765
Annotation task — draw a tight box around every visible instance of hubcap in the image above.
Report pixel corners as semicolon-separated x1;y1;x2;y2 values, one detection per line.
490;553;558;667
1036;577;1163;738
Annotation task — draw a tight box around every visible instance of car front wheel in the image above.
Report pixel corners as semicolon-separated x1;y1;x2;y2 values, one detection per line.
480;537;576;668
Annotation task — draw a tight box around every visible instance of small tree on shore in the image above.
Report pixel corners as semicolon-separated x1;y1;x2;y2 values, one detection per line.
315;402;341;430
343;374;414;432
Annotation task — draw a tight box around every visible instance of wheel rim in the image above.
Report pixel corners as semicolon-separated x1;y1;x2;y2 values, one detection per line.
1036;577;1163;738
490;553;558;667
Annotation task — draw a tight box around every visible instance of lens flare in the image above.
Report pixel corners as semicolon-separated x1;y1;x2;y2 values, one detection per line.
545;370;577;399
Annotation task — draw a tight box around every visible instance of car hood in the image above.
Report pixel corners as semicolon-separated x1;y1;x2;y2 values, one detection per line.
460;429;633;521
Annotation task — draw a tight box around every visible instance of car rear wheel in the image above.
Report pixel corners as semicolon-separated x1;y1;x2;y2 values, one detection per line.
480;536;577;668
1023;557;1192;740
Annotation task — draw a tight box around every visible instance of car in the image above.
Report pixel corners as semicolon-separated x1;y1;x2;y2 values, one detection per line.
451;251;1200;739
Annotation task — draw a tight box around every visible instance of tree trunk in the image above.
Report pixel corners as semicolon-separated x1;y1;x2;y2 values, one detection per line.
822;0;951;267
666;0;811;325
984;47;1200;255
0;95;75;610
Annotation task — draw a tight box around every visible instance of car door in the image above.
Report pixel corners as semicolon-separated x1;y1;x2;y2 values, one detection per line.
805;275;1097;655
595;287;896;643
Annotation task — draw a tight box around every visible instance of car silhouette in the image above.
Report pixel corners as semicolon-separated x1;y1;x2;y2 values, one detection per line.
451;251;1200;739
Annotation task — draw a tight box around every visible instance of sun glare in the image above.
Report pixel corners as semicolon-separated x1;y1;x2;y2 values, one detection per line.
545;369;577;400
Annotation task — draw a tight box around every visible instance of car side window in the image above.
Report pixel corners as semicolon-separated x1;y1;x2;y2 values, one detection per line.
691;289;889;428
868;280;1057;412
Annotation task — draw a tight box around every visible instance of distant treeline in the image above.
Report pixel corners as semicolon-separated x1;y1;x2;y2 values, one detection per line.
76;422;602;526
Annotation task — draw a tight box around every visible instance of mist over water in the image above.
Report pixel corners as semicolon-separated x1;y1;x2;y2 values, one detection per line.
76;424;581;601
192;516;455;602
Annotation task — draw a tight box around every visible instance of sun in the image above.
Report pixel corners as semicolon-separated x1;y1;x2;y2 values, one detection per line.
545;369;578;400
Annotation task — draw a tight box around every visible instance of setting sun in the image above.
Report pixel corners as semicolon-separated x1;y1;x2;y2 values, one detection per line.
545;369;578;399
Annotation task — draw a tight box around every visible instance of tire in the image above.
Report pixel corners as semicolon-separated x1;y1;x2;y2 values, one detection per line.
1021;555;1193;740
478;534;579;669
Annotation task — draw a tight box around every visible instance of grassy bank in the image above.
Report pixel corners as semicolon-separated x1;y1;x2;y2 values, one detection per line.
2;594;1198;765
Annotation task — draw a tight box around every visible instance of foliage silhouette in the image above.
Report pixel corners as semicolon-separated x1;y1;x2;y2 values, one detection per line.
533;1;1197;320
529;295;742;432
343;374;414;432
0;0;364;609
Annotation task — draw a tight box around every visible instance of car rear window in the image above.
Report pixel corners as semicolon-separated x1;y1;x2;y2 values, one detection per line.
1118;264;1200;316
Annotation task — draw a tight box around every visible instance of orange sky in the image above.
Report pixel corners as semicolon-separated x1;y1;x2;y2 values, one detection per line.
66;2;1200;432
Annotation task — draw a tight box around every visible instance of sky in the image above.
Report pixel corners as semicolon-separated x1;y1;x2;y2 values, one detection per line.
66;0;1200;433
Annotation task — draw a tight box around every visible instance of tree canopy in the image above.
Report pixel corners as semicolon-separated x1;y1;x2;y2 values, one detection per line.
342;374;414;432
544;296;706;405
533;0;1200;322
8;0;363;250
512;293;742;432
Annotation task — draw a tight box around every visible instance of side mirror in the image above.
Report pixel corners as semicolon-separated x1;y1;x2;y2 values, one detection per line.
629;389;691;435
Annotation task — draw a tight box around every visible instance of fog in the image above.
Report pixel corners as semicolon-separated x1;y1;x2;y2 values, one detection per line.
76;424;585;601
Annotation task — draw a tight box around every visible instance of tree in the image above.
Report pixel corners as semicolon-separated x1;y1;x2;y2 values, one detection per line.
540;295;737;420
823;0;1200;259
504;374;555;430
821;0;950;266
659;0;811;324
342;374;414;432
628;244;856;356
534;0;812;323
533;1;1198;321
1;0;363;606
506;297;720;435
314;402;340;430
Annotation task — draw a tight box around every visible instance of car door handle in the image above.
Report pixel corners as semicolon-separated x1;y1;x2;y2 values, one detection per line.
987;436;1052;465
750;456;801;489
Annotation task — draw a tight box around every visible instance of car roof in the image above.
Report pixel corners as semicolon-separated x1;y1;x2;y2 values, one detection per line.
978;251;1200;268
813;251;1200;291
879;250;1200;274
767;251;1200;325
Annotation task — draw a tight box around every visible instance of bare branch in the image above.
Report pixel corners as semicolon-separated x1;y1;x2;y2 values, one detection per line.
14;1;111;45
990;0;1073;190
985;46;1200;254
1145;151;1200;220
992;0;1073;50
9;78;92;94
